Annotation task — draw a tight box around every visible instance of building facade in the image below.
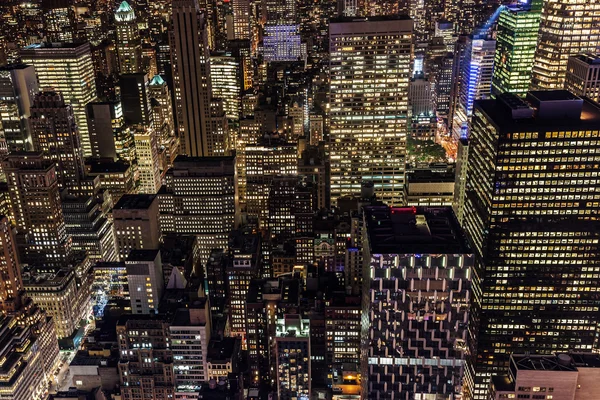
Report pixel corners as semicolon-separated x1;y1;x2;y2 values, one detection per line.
329;17;412;205
21;42;98;156
462;91;600;399
361;206;473;400
531;0;600;90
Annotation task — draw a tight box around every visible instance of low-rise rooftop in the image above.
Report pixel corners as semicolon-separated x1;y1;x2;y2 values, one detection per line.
363;206;471;255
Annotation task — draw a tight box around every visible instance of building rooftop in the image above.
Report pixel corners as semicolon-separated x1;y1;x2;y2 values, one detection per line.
571;53;600;65
528;90;581;102
475;90;600;131
228;231;261;256
511;354;578;372
0;63;33;71
70;350;118;368
86;159;131;174
126;249;160;262
207;337;240;363
363;206;471;255
22;42;90;51
275;315;310;338
149;74;165;86
172;155;236;167
406;168;455;183
330;15;412;23
247;279;281;304
113;194;156;210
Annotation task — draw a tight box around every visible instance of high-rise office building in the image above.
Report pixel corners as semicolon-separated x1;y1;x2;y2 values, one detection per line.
324;293;361;381
210;53;242;121
21;42;98;156
329;17;412;205
492;4;541;96
361;205;473;399
126;249;164;314
86;101;135;161
205;249;228;314
119;73;153;127
158;156;238;265
29;91;85;190
462;91;600;399
61;193;117;262
275;315;311;400
262;0;303;62
171;0;224;157
42;0;74;42
531;0;600;90
117;315;175;400
0;64;38;151
408;75;433;116
170;301;212;392
246;277;301;385
231;0;250;40
268;175;313;240
23;267;83;339
565;54;600;102
4;152;71;267
85;159;136;207
226;231;260;345
149;75;178;173
245;136;297;227
0;216;22;308
0;316;52;400
452;34;496;140
337;0;357;17
113;194;160;261
133;127;161;194
115;1;142;74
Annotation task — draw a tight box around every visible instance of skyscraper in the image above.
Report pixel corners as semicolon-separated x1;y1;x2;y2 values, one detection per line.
119;73;153;127
329;17;412;205
117;315;175;400
0;216;22;308
4;152;71;267
210;53;242;121
113;194;161;261
42;0;74;42
149;75;178;173
171;0;224;157
0;64;38;151
226;231;260;347
262;0;303;62
85;101;133;161
275;315;311;400
158;155;238;265
462;91;600;398
170;302;212;393
361;205;473;399
61;192;117;262
133;126;161;194
29;91;85;190
245;136;297;227
531;0;600;90
565;54;600;102
492;4;541;96
115;1;142;74
451;34;496;140
126;249;164;314
231;0;250;40
21;42;98;156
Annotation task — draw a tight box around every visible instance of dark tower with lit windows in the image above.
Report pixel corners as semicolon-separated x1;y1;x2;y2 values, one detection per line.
462;91;600;399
